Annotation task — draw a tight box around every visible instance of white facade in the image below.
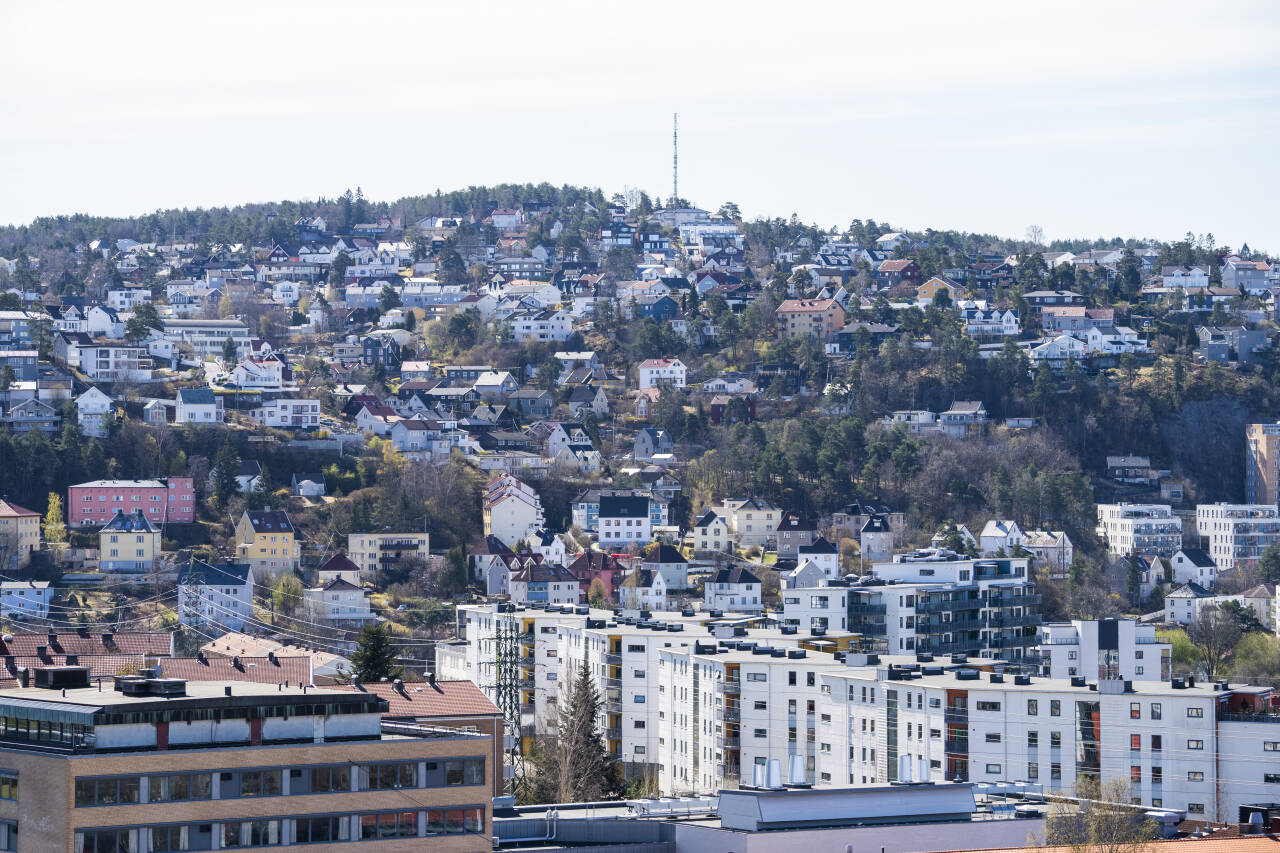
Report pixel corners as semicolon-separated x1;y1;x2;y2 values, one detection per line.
1034;619;1170;681
1096;504;1183;557
636;358;687;390
1195;503;1280;570
75;387;113;437
511;310;572;343
249;398;321;429
483;475;545;549
0;581;51;620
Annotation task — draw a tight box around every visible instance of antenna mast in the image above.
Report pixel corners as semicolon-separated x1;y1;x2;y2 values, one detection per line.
672;112;679;205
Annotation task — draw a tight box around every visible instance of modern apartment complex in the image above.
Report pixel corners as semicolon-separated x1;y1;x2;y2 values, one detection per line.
442;602;1280;820
1245;421;1280;505
1195;503;1280;570
1095;504;1184;557
0;669;492;851
1033;619;1171;681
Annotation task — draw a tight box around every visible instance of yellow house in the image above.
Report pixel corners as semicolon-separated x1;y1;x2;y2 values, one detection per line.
0;500;40;568
98;509;161;572
916;275;961;303
235;509;300;576
347;530;430;576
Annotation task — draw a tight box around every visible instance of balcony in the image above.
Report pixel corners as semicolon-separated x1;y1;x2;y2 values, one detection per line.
517;676;535;689
917;640;978;655
918;616;985;632
987;593;1042;608
987;612;1042;629
988;634;1037;649
944;739;970;754
944;707;968;724
724;707;741;723
916;597;984;614
520;702;535;715
601;676;621;689
519;724;536;737
605;727;622;740
604;652;622;665
848;602;887;615
852;622;887;636
716;733;741;749
718;680;741;695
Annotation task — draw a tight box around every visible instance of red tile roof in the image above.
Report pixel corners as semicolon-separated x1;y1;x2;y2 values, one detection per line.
332;680;500;719
156;655;312;685
0;631;173;657
0;500;38;518
0;653;147;686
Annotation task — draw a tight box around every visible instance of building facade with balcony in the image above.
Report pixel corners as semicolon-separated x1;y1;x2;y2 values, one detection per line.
348;531;430;576
1096;504;1184;557
1195;503;1280;570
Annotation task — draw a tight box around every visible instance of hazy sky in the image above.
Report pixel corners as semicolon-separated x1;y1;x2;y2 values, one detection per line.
3;1;1277;248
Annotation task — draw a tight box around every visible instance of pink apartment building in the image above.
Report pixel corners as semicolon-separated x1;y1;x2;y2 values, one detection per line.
68;478;195;528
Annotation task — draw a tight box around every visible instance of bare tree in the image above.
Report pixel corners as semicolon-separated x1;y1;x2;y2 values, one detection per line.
1188;606;1241;680
1044;777;1157;853
1026;224;1045;247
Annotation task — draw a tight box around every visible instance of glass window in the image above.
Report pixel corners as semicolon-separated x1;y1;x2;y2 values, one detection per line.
0;773;15;801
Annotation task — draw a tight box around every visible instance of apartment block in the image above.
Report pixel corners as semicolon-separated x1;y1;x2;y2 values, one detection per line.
1034;619;1170;681
348;531;431;576
1245;422;1280;505
68;478;196;528
1196;503;1280;570
0;669;492;851
1095;504;1183;557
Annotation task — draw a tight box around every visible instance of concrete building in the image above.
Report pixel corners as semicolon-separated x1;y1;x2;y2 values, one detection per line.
233;509;300;576
0;499;40;570
303;577;376;626
68;478;196;528
1034;619;1170;681
178;559;255;631
347;530;430;576
705;566;763;613
1096;504;1183;557
0;580;51;620
1246;422;1280;505
1196;503;1280;571
0;671;493;850
482;475;544;550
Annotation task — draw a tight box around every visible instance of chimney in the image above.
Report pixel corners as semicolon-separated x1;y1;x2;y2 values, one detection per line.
224;686;232;697
47;631;57;647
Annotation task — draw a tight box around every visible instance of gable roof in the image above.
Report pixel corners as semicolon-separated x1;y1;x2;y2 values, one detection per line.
156;655;312;686
599;495;650;518
318;553;361;576
100;509;157;534
644;543;686;565
712;565;761;586
0;631;172;657
799;536;838;555
183;560;253;587
243;510;295;534
334;679;500;719
177;388;216;405
0;499;39;519
1175;548;1215;568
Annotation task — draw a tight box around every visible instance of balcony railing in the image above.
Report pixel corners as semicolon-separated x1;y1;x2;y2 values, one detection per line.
604;652;622;665
987;613;1043;628
987;593;1042;608
916;598;984;614
716;733;741;748
917;640;978;655
944;739;970;754
989;634;1038;648
601;676;621;689
723;707;741;722
918;616;985;632
944;708;968;723
848;603;887;615
852;622;887;636
718;680;741;695
604;727;622;740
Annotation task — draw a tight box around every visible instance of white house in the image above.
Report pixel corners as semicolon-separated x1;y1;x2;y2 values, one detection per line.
473;371;519;401
178;560;254;631
509;563;580;605
175;388;220;424
511;309;572;343
530;530;567;566
1171;548;1218;588
249;398;321;429
0;581;51;621
636;358;687;390
75;386;113;437
693;509;731;553
597;494;652;545
704;565;762;613
979;519;1024;556
1029;333;1087;365
231;353;288;390
303;578;376;625
619;568;669;611
482;474;545;549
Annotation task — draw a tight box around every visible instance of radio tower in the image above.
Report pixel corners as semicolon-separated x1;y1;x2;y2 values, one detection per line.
672;112;679;205
493;618;527;797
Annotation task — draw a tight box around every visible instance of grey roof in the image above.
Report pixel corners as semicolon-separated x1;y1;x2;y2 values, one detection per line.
178;388;216;405
599;495;650;518
183;560;252;587
711;565;761;586
100;510;156;534
1176;548;1216;568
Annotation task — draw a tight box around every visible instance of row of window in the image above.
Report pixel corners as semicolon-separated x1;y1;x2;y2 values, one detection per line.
74;808;484;851
73;759;484;807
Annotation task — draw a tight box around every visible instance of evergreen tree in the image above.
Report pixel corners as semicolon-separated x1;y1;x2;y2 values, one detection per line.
349;623;404;682
212;439;240;505
552;662;616;802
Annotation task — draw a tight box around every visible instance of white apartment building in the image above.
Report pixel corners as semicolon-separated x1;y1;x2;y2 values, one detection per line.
302;577;375;625
636;358;688;390
346;531;430;575
177;560;254;631
1196;503;1280;570
161;318;253;359
1034;619;1171;681
443;603;1280;820
511;309;572;343
249;397;321;429
1096;504;1183;557
482;474;545;549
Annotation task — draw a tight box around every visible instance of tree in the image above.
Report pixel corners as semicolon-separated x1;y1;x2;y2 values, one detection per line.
716;201;741;221
1156;627;1199;675
1125;553;1142;606
1025;225;1045;247
1217;599;1265;635
1188;606;1241;680
272;573;304;617
1044;777;1156;853
1258;543;1280;583
550;662;617;802
221;336;238;366
349;623;404;683
328;251;352;286
0;365;13;391
1229;632;1280;689
211;439;240;505
42;492;67;550
588;578;609;609
379;285;401;314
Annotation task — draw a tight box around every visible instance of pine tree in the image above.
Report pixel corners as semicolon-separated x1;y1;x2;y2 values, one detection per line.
349;623;403;682
212;439;240;505
552;661;616;802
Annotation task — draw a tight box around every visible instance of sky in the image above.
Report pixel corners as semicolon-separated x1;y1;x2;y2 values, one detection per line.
2;0;1277;249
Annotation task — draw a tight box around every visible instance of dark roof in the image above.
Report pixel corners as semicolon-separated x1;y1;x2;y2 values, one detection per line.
695;509;721;527
244;510;295;534
598;495;650;518
798;536;837;555
777;511;817;532
318;553;361;575
320;577;363;592
184;560;252;586
1176;548;1216;568
99;509;156;533
471;535;515;556
512;563;577;584
178;388;216;405
644;543;686;565
860;514;891;534
566;551;621;574
712;565;761;586
237;460;263;478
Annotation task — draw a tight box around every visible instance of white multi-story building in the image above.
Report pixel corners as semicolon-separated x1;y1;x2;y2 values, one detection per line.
705;566;763;613
0;580;52;620
636;358;687;390
482;474;544;549
598;494;653;545
1034;619;1170;681
442;602;1280;820
1096;504;1183;557
302;577;376;625
249;397;321;429
177;560;254;631
511;309;572;343
1195;503;1280;571
161;318;253;359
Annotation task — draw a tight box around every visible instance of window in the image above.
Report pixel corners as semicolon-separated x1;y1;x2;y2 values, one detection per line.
294;815;350;843
1130;734;1141;750
1152;767;1162;783
1028;731;1038;747
1187;739;1204;750
754;701;767;710
1151;735;1162;751
975;701;1000;712
1265;774;1280;784
1130;766;1141;782
1130;703;1141;719
1051;763;1061;780
148;773;212;802
747;672;767;682
0;773;15;801
1187;771;1205;782
1188;804;1205;815
985;733;1001;743
358;762;418;791
1028;762;1039;780
1027;699;1038;715
1050;700;1061;716
74;776;141;806
424;808;484;836
1151;703;1161;720
75;830;138;851
986;764;1002;774
1187;707;1203;718
1265;742;1280;752
1050;731;1062;748
753;728;767;738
